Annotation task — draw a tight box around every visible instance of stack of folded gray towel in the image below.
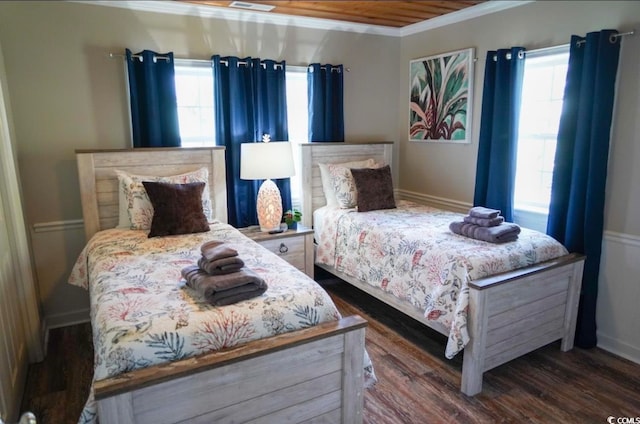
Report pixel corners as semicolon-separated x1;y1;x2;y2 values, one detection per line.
181;241;267;306
449;206;521;243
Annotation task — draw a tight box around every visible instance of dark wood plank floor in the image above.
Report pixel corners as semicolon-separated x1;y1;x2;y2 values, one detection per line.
20;269;640;423
20;321;93;424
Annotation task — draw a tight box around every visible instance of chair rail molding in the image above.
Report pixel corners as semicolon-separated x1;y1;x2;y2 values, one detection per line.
396;189;472;214
32;219;84;233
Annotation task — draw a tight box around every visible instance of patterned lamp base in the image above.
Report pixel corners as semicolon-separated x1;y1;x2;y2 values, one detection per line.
256;179;283;232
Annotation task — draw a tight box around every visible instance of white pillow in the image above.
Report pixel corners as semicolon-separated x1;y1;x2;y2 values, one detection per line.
117;187;131;229
115;168;213;230
318;158;377;207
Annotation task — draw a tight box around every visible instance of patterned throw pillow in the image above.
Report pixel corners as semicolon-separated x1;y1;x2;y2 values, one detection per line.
115;168;213;230
327;163;362;208
318;158;377;207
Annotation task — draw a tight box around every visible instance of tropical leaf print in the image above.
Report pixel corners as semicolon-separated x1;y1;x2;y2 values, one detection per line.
78;405;97;424
145;332;186;361
293;305;320;327
397;238;421;255
523;249;538;265
410;49;471;141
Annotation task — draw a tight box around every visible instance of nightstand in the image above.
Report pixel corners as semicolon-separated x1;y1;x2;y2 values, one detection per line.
239;225;314;279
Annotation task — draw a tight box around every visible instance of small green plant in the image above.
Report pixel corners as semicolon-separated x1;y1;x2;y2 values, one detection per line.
283;209;302;226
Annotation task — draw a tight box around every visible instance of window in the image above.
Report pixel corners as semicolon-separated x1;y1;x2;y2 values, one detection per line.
173;61;308;208
174;60;215;148
513;47;569;232
285;66;309;210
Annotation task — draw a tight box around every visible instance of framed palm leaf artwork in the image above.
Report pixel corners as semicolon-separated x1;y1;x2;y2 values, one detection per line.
409;48;474;143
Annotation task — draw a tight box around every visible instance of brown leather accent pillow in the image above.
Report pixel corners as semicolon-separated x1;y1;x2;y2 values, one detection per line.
142;181;210;238
350;165;396;212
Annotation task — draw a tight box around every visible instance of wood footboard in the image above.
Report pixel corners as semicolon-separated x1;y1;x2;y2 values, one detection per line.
462;253;584;395
94;315;367;424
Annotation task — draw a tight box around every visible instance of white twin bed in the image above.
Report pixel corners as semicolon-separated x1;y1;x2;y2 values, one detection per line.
70;147;372;424
299;141;585;396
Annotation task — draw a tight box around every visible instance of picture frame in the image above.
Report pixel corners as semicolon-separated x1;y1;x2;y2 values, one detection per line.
409;47;474;143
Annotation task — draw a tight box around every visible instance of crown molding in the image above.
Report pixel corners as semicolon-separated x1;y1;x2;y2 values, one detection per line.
69;0;532;37
400;0;534;37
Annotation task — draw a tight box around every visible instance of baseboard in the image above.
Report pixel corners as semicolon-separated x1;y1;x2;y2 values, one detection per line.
31;219;89;354
42;308;90;358
396;189;472;213
44;308;90;331
597;332;640;365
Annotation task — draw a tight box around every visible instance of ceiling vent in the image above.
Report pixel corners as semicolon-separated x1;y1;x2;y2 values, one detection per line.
229;1;275;12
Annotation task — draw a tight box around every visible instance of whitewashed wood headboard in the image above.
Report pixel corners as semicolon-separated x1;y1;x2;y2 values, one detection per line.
76;147;227;241
299;142;393;228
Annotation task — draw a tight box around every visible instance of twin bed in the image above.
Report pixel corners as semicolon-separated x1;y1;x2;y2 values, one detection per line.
299;142;585;396
69;143;585;424
70;147;372;424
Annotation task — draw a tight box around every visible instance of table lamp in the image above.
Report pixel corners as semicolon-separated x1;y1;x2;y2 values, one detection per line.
240;135;295;232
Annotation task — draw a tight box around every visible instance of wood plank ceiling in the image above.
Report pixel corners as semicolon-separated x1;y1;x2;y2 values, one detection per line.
177;1;487;28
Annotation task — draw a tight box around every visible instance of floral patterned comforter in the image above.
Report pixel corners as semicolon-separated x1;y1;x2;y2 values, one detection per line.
315;200;568;359
69;221;375;424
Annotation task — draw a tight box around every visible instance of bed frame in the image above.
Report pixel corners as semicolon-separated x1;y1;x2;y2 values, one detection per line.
75;147;367;424
299;141;585;396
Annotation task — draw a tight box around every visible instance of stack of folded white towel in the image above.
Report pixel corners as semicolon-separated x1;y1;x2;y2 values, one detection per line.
449;206;521;243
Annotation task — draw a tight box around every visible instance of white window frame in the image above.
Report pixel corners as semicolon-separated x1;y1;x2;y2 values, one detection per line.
174;59;216;148
285;66;309;211
514;45;570;233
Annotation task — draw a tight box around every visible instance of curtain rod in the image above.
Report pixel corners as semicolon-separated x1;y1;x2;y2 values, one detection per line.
108;53;350;71
109;52;173;62
112;30;635;66
576;29;635;46
218;58;284;70
492;30;635;61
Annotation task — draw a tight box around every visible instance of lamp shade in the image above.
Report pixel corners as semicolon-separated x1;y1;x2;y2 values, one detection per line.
240;141;295;180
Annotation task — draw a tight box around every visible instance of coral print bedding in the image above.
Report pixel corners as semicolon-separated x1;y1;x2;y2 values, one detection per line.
315;200;568;359
69;221;375;424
